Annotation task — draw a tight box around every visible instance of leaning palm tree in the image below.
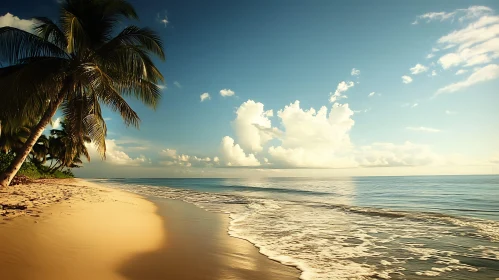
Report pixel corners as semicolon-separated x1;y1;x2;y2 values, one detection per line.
0;0;164;187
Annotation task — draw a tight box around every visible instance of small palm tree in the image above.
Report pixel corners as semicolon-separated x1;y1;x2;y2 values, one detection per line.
29;134;50;167
47;121;91;172
0;0;165;186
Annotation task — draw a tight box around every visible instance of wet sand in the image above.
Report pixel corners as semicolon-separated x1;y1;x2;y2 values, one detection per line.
0;179;300;280
120;198;300;280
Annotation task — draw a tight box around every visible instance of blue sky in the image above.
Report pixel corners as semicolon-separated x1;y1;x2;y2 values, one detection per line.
1;0;499;177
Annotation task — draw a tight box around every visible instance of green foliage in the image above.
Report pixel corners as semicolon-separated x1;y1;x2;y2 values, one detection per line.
0;153;15;172
0;152;74;179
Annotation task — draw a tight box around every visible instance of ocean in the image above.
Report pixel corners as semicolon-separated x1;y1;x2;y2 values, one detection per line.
91;175;499;279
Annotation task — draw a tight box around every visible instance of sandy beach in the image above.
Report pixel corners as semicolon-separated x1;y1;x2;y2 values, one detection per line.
0;179;299;280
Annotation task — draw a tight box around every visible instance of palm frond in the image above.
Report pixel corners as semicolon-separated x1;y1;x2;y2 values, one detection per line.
60;8;87;54
33;17;68;50
101;0;138;20
78;63;141;127
0;58;68;122
98;26;165;60
0;27;68;64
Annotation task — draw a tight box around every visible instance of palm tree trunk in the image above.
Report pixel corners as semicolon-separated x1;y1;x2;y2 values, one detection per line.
0;92;65;187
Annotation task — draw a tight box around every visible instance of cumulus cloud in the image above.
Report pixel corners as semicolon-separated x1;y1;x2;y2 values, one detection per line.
427;53;435;59
232;100;279;153
200;92;210;102
455;69;468;75
356;142;438;167
0;13;34;32
351;68;361;76
431;70;438;76
159;149;215;167
218;99;450;169
267;101;357;168
410;63;429;74
412;6;493;25
220;136;260;166
436;64;499;95
87;139;149;166
402;75;413;84
330;81;354;102
406;126;441;133
220;89;235;97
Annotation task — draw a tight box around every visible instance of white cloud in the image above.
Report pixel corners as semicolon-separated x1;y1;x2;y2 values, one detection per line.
445;110;457;115
220;89;235;97
232;100;279;153
159;149;216;167
87;139;149;166
436;15;499;70
402;102;418;108
200;92;211;102
156;13;169;27
431;70;437;76
160;148;177;158
427;53;435;59
412;6;493;25
51;117;61;130
173;81;182;88
368;92;376;97
402;75;413;84
157;84;166;90
455;69;468;75
267;101;357;168
436;64;499;95
330;81;354;102
351;68;360;76
0;13;34;32
220;136;260;166
356;142;438;167
406;126;441;133
410;63;429;74
438;16;499;51
438;53;463;69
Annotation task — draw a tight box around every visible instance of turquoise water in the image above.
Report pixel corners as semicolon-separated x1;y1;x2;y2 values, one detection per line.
92;175;499;279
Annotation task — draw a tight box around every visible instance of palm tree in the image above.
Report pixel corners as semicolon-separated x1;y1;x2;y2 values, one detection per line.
29;134;50;167
47;121;91;172
0;0;165;187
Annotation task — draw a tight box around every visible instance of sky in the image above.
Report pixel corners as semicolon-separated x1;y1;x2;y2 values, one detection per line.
1;0;499;177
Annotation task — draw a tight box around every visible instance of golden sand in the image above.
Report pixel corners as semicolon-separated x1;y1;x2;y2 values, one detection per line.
0;179;299;280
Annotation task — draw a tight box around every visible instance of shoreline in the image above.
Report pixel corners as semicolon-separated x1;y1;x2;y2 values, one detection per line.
0;178;300;280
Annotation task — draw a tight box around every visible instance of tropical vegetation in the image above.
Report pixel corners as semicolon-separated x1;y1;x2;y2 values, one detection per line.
0;0;165;186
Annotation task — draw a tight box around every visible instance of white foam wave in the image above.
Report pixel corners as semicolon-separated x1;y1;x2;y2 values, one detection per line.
100;182;499;280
